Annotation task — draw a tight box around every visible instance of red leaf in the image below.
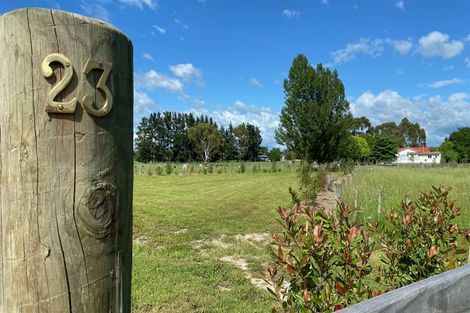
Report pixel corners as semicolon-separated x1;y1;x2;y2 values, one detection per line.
347;226;360;243
313;224;324;243
302;289;310;302
334;304;343;311
279;209;289;219
403;213;412;226
335;281;346;296
286;265;296;275
429;246;437;258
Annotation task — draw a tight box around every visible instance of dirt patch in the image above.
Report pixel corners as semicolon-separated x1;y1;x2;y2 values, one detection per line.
173;228;188;235
192;235;231;255
133;235;151;245
191;233;275;291
314;189;336;211
219;255;271;291
235;232;271;243
192;232;272;254
217;285;232;292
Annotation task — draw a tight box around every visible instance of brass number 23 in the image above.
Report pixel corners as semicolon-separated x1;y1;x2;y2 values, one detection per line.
41;53;113;117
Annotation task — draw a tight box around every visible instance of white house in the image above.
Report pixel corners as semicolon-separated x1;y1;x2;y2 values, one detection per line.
396;147;441;164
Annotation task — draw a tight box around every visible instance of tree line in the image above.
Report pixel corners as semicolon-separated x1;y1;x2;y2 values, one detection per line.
135;111;263;163
136;54;436;165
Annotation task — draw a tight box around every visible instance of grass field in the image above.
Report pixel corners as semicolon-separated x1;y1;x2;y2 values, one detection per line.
132;164;470;312
343;166;470;227
132;171;297;312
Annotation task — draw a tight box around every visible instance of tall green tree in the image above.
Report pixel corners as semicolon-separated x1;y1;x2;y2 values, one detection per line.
268;148;282;161
439;140;459;163
234;123;262;161
447;127;470;161
135;116;154;163
399;117;426;147
188;123;224;164
370;135;398;162
374;122;403;147
221;123;238;161
283;149;298;161
351;135;371;160
350;116;372;135
275;54;352;162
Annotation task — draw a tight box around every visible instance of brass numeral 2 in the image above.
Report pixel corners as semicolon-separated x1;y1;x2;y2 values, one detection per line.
41;53;113;117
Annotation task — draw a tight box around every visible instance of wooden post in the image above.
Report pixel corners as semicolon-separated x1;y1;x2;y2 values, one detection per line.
378;191;383;214
468;245;470;264
405;194;411;205
334;182;342;201
0;8;133;312
354;189;359;209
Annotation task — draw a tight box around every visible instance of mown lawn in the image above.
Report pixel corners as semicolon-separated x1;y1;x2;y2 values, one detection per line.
132;171;297;312
343;165;470;227
132;164;470;312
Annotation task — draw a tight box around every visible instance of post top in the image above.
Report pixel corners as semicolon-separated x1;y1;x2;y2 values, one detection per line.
1;7;131;43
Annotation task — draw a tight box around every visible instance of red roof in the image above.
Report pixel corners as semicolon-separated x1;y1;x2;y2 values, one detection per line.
398;147;432;154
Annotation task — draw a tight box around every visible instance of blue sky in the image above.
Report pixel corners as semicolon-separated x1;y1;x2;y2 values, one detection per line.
2;1;470;147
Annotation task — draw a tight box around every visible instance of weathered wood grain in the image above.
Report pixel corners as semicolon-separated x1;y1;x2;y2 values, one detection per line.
0;8;133;312
338;264;470;313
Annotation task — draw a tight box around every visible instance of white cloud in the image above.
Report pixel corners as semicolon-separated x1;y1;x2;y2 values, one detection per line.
143;53;155;61
395;1;405;11
188;101;281;147
135;70;183;92
282;9;300;18
80;1;110;21
153;25;166;34
351;90;470;145
465;57;470;68
465;34;470;43
174;18;189;29
332;31;466;63
331;37;415;63
119;0;157;9
418;31;464;59
177;94;206;107
135;90;155;109
448;92;469;102
249;78;262;88
331;38;384;63
428;78;464;88
169;63;202;80
134;90;157;125
386;38;413;54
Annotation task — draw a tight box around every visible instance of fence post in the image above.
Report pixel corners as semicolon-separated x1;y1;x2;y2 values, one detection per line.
378;191;383;214
405;194;411;205
0;8;133;312
334;182;343;201
468;245;470;264
354;189;358;209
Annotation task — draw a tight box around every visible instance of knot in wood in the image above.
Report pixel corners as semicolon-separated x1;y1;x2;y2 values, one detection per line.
78;180;117;238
